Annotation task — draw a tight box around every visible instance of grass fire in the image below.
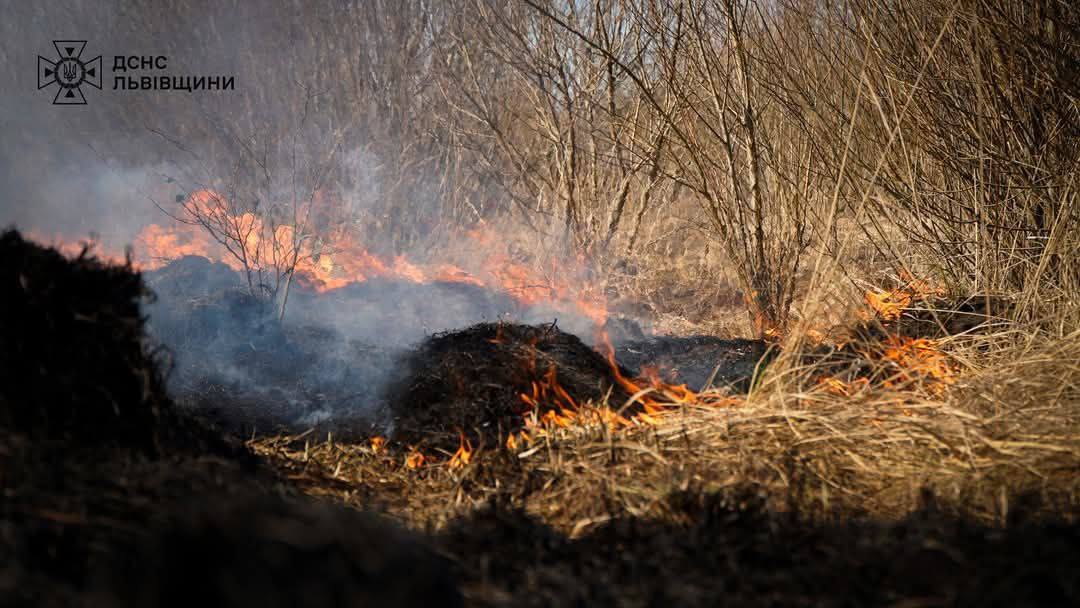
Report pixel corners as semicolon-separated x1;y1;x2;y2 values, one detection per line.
2;1;1079;606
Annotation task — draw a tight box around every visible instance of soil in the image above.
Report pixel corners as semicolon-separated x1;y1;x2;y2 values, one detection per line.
441;489;1080;607
615;335;771;390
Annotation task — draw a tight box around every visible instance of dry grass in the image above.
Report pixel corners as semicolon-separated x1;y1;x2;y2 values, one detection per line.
250;314;1080;535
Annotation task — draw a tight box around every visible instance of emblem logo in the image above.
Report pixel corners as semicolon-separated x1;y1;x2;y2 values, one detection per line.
38;41;102;105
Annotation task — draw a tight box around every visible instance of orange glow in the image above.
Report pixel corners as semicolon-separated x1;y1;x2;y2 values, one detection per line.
880;335;956;391
597;331;742;416
25;231;130;267
863;276;943;322
864;289;911;321
507;331;742;445
33;189;608;324
815;333;956;397
506;430;532;451
405;448;427;470
449;432;474;469
818;376;870;396
370;436;387;454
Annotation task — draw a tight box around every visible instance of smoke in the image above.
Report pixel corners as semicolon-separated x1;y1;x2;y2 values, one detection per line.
0;1;628;434
139;255;612;435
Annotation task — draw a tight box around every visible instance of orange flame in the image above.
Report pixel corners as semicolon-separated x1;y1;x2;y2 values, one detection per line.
37;189;609;325
506;429;531;451
881;335;956;390
506;331;742;448
448;432;474;469
405;448;427;469
818;376;870;397
864;276;944;322
597;332;741;416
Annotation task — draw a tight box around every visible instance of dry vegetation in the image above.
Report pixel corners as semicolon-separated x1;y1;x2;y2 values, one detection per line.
229;2;1079;602
3;0;1078;604
223;0;1079;513
253;323;1079;527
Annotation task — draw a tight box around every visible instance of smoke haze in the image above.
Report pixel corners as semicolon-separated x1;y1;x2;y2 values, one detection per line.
0;1;618;432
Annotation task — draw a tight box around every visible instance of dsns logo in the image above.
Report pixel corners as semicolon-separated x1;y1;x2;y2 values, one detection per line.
38;41;101;105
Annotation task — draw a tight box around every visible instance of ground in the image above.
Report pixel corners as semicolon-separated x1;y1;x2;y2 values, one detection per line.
2;230;1078;606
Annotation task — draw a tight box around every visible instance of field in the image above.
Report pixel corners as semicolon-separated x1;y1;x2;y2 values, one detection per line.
2;225;1077;605
1;0;1078;606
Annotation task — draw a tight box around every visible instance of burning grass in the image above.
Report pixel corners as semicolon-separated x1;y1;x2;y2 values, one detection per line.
245;277;1079;604
263;275;1075;526
5;230;1079;606
249;323;1080;604
375;320;768;466
382;322;635;453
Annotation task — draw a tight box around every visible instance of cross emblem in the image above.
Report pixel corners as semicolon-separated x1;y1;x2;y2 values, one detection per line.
38;41;102;105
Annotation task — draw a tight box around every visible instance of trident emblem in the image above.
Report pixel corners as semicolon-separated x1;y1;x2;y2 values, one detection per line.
38;41;102;105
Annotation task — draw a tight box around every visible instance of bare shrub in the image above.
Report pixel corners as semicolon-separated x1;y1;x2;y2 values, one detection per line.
847;0;1080;320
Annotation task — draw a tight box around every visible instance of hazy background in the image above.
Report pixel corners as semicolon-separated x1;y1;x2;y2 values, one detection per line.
0;1;456;252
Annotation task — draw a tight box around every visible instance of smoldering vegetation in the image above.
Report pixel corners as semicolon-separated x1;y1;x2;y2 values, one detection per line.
141;254;516;434
5;231;1079;608
143;255;592;433
140;253;768;441
0;231;463;607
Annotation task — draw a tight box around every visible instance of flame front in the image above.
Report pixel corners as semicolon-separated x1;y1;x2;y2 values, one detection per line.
67;189;610;324
504;331;743;453
821;278;956;396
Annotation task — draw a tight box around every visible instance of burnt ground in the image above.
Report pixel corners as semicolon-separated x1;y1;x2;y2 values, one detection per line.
141;253;772;446
4;230;1080;607
383;322;636;450
0;230;461;607
140;254;772;446
143;256;405;435
141;256;566;438
381;323;771;451
615;335;771;390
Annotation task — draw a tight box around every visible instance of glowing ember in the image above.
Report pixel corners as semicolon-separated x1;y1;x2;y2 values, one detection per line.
864;276;944;322
405;448;427;470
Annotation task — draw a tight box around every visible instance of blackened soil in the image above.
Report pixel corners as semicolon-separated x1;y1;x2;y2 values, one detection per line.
616;335;771;390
